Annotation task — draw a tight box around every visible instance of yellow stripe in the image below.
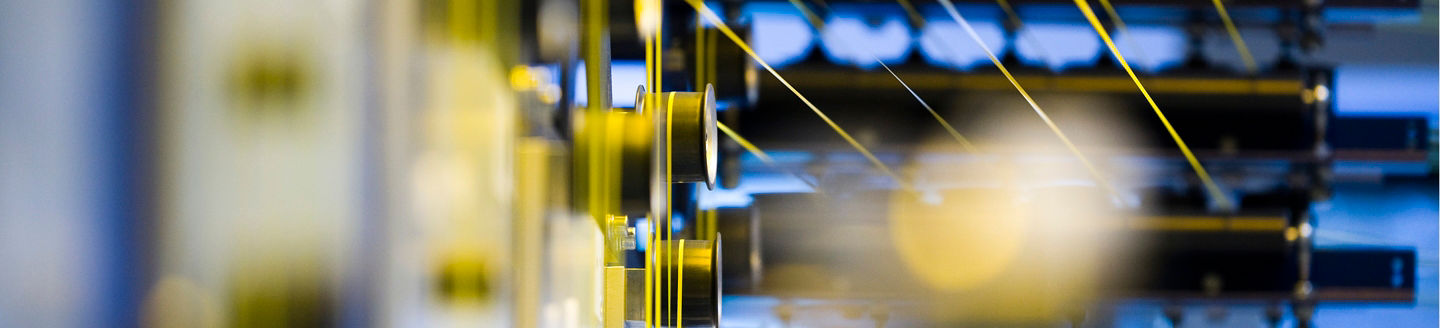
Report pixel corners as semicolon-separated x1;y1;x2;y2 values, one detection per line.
687;0;915;193
1211;0;1257;74
1130;216;1287;231
1074;0;1231;208
655;0;662;100
582;0;609;230
1229;217;1287;231
676;241;684;327
935;0;1119;197
642;0;653;95
641;2;656;326
708;209;718;240
645;213;653;328
777;71;1301;94
651;219;658;328
665;91;676;328
1131;217;1225;231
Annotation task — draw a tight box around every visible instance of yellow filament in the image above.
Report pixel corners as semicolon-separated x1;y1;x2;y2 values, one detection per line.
643;1;667;325
655;0;663;98
648;228;659;328
643;2;655;321
665;91;677;328
716;122;775;165
935;0;1119;197
649;217;657;328
996;0;1023;28
788;0;827;30
687;0;915;192
1074;0;1231;208
793;0;978;153
896;0;926;28
717;122;824;191
874;59;979;152
677;241;685;327
1211;0;1257;73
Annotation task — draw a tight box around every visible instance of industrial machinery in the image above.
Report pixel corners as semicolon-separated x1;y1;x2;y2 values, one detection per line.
117;0;1430;327
517;0;1425;326
383;0;1430;326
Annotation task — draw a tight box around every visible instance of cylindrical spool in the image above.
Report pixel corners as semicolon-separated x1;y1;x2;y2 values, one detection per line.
654;238;722;327
617;107;657;217
640;85;718;190
714;207;761;294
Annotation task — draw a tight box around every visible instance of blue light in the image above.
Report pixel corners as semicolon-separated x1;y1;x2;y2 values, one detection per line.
635;218;650;251
1108;24;1186;73
743;3;815;68
917;17;1007;70
817;11;912;69
1015;22;1101;71
1335;65;1440;126
575;60;647;108
670;214;686;234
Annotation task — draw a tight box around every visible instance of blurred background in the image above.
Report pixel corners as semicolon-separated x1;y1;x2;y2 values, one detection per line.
0;0;1434;327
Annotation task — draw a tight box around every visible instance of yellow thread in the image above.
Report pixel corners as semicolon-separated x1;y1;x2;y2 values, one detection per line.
1211;0;1256;73
677;240;685;327
793;0;979;153
717;122;823;191
646;245;653;328
996;0;1023;29
649;3;668;325
665;91;676;328
935;0;1119;197
708;209;718;240
873;60;979;152
581;0;611;229
688;0;915;192
717;122;775;165
641;0;653;92
1095;0;1149;65
788;0;827;30
642;3;655;325
655;0;663;99
896;0;926;28
1074;0;1230;208
650;217;658;328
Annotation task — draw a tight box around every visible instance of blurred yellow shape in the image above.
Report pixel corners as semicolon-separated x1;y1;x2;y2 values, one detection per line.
888;189;1029;291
